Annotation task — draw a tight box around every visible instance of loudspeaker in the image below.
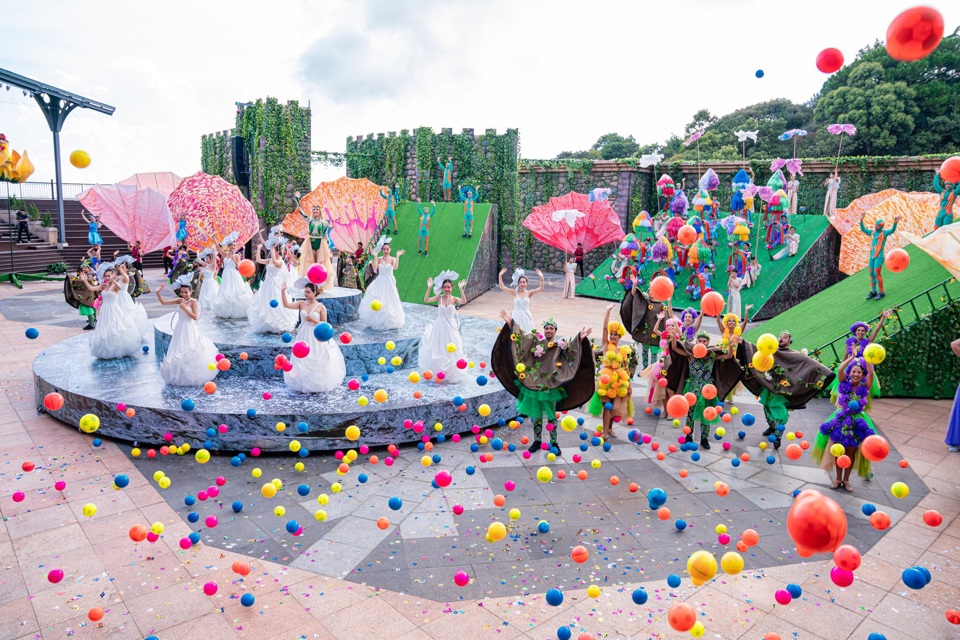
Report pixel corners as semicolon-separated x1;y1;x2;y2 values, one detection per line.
232;136;250;187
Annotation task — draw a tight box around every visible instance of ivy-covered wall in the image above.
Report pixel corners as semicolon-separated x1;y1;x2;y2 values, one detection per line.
201;97;312;224
876;299;960;399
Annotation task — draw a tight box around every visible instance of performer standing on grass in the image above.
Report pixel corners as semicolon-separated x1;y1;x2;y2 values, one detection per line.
494;311;594;457
155;277;219;386
861;214;900;300
823;172;841;217
418;272;468;383
437;156;453;201
498;268;544;333
358;238;405;330
417;199;436;256
380;183;399;234
459;184;479;238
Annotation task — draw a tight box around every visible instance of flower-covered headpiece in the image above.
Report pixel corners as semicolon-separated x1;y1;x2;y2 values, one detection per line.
849;321;870;335
607;322;626;337
695;330;710;342
220;231;240;247
542;317;558;329
510;268;526;288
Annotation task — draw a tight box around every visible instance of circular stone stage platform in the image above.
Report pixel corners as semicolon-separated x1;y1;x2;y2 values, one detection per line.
33;302;514;452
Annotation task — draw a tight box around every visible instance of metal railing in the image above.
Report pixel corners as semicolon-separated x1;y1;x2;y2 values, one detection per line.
0;181;94;201
813;277;960;367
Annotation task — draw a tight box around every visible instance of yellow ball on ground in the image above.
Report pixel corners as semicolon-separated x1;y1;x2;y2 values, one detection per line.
591;459;602;469
374;389;388;403
720;551;744;575
358;396;369;407
317;493;329;505
195;449;211;463
786;432;796;440
252;468;262;478
385;341;396;351
151;522;164;535
131;448;141;457
673;419;681;427
274;506;285;517
295;462;305;472
180;443;190;453
687;550;718;586
345;449;358;461
690;621;705;637
478;404;491;417
421;456;432;467
82;503;97;517
759;441;767;450
315;510;327;521
272;479;283;489
331;482;342;493
891;481;910;498
446;343;457;353
276;422;286;432
487;521;507;542
391;356;402;366
560;415;577;432
158;477;171;488
153;471;166;482
547;452;557;461
434;422;443;432
715;524;727;534
408;372;421;383
261;483;277;498
536;466;553;482
509;508;521;521
378;357;386;365
289;440;301;453
371;300;382;311
730;406;739;415
345;425;361;441
587;584;601;598
715;427;725;437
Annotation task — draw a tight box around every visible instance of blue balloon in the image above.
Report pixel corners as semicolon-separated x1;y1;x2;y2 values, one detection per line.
792;489;801;498
298;448;309;457
497;418;506;426
576;417;584;425
241;593;255;607
230;456;242;467
603;402;613;411
557;627;572;640
737;430;746;439
755;69;764;78
246;408;257;418
358;473;368;483
437;434;446;443
184;495;196;506
269;299;279;308
312;322;334;341
298;421;309;433
579;443;589;452
628;429;640;442
848;400;861;412
538;520;550;533
766;455;776;464
206;427;217;438
388;496;403;511
731;458;741;467
452;396;464;406
204;440;213;449
741;413;755;426
675;519;687;531
297;484;311;496
902;568;926;590
361;373;369;382
506;443;515;451
492;438;504;451
579;432;589;440
281;332;293;343
385;365;395;374
647;488;667;508
602;442;612;452
142;345;149;353
418;442;426;451
232;501;243;512
591;436;601;446
632;588;648;605
187;511;199;523
866;634;886;640
25;327;39;339
786;583;802;598
285;520;300;534
861;503;877;516
146;636;159;640
188;532;200;544
667;574;681;588
432;454;441;463
92;438;102;447
691;452;701;462
653;408;661;416
114;474;130;488
914;565;931;585
476;375;488;386
180;398;196;411
466;466;476;475
545;588;564;606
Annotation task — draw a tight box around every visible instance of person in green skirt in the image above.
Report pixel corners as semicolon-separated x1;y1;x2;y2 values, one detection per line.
670;330;739;449
64;260;99;330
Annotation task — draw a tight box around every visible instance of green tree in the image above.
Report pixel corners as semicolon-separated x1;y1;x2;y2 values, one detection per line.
685;109;717;134
591;133;640;160
555;149;600;160
813;62;918;155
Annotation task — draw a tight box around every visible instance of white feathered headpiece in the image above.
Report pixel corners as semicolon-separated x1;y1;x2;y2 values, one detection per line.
220;231;240;247
113;255;135;267
198;248;214;260
510;268;525;288
96;261;115;281
432;270;459;295
375;236;393;254
174;274;194;288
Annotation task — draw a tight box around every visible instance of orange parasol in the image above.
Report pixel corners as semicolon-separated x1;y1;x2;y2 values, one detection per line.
167;172;259;252
279;177;384;251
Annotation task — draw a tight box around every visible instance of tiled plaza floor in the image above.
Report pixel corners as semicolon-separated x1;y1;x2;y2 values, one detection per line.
1;274;958;640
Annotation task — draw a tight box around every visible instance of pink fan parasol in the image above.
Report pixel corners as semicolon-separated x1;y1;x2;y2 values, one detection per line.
279;177;384;251
118;172;182;197
77;183;176;253
523;191;624;254
167;172;259;251
827;124;857;173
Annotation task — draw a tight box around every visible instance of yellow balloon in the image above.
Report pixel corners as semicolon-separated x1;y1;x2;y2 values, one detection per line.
560;415;577;431
252;468;262;478
730;406;739;415
715;524;727;534
131;448;141;457
289;440;301;453
478;404;491;417
720;551;744;575
331;482;342;493
421;456;432;467
536;466;553;482
487;521;507;542
687;550;718;586
79;413;100;433
385;341;396;351
69;149;91;168
863;343;886;365
408;372;421;383
751;351;774;372
274;506;286;517
890;481;910;498
180;443;190;453
756;333;778;356
358;396;369;407
195;449;210;464
591;459;602;469
587;584;601;598
261;483;277;498
315;509;327;521
295;462;305;472
276;422;286;432
434;422;443;432
715;427;725;437
830;443;846;457
272;479;283;489
374;389;388;403
345;449;358;462
378;357;386;365
509;508;521;521
371;300;382;311
82;503;97;517
690;621;705;637
151;522;164;535
446;343;457;353
158;477;171;489
153;471;166;482
391;356;402;366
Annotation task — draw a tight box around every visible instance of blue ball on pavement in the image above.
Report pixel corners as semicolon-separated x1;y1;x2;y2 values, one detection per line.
632;588;648;604
545;588;563;606
232;501;243;512
241;593;255;607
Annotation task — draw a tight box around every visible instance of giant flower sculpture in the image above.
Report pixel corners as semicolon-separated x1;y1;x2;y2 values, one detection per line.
523;191;624;254
167;172;259;251
280;177;384;252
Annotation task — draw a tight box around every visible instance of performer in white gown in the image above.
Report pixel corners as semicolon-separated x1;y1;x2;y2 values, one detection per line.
247;231;297;333
197;248;220;315
214;232;254;319
418;271;469;383
81;263;141;360
281;242;300;290
280;279;346;393
497;267;544;333
358;237;406;330
155;276;220;386
113;258;149;338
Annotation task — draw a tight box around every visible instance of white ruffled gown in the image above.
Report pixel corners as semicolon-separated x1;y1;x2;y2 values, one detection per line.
512;295;535;333
358;262;405;329
247;263;297;333
161;305;220;386
198;266;220;316
284;304;346;393
417;303;466;383
118;284;149;338
215;258;254;319
89;289;141;359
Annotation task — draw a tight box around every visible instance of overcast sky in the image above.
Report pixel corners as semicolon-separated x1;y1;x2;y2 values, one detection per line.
3;0;954;186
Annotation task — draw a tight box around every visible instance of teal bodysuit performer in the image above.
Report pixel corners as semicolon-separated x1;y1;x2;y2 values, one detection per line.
379;184;399;234
459;185;479;238
860;214;900;301
417;200;436;256
437;156;453;201
934;173;960;229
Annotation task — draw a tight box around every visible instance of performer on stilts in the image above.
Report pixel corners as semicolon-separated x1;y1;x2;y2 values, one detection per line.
933;172;960;229
860;214;901;300
437;156;453;202
493;311;595;457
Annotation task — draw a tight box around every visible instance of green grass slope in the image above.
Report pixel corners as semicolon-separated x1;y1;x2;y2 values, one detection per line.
385;202;491;303
744;244;960;351
576;215;831;312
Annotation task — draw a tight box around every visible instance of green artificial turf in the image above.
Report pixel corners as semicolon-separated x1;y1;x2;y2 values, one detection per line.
744;244;960;352
385;202;491;303
575;214;831;313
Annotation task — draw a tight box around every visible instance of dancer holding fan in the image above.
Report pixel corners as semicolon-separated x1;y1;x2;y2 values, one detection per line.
418;271;468;383
155;276;219;386
358;237;405;330
498;268;543;333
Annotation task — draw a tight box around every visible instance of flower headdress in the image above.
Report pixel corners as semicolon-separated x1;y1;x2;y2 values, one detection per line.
198;247;214;260
542;317;558;329
174;274;194;288
510;268;526;288
849;321;870;335
432;269;459;295
679;308;699;323
695;330;711;342
607;321;626;337
96;261;115;281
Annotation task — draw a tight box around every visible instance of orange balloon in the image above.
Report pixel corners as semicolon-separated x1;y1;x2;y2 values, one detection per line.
870;511;891;530
571;545;589;563
232;561;251;575
377;517;390;530
679;469;688;478
649;276;674;302
237;259;255;278
684;392;697;406
787;490;848;554
577;470;588;480
703;407;718;421
785;444;802;460
203;381;217;394
836;454;852;469
493;494;506;507
833;544;861;571
43;392;65;411
666;395;690;419
700;291;725;317
692;343;708;359
736;541;748;552
721;413;732;423
88;607;104;622
922;510;943;527
884;248;910;273
740;452;750;462
656;452;666;460
667;602;697;632
125;408;136;418
741;529;759;547
945;609;960;625
763;634;782;640
677;224;698;245
715;482;730;497
609;475;620;486
885;6;944;62
216;358;232;371
799;440;810;450
860;435;890;462
129;524;148;542
940;156;960;183
701;384;717;400
658;507;671;520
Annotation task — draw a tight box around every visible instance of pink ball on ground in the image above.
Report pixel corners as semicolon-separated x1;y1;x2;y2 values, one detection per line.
522;451;532;460
293;526;303;536
307;264;328;284
263;391;272;400
218;424;228;433
435;471;453;487
348;379;361;391
471;425;481;434
205;516;218;528
179;537;192;549
436;371;446;381
334;451;344;460
197;491;208;501
12;491;25;502
251;448;261;457
830;566;855;587
774;589;792;605
384;457;395;466
292;341;310;358
504;481;516;492
456;359;468;369
718;533;731;545
146;531;159;543
572;454;582;463
677;436;687;445
48;569;64;583
545;423;554;432
207;487;220;498
722;442;732;450
116;402;127;412
55;481;66;491
642;434;652;444
359;445;369;454
215;476;226;486
453;504;464;515
203;581;218;596
454;570;470;586
163;433;173;441
484;429;494;438
421;435;430;444
413;423;425;434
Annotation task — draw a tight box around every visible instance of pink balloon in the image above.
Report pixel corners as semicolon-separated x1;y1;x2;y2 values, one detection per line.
830;566;855;588
215;476;226;486
146;531;159;543
54;481;66;491
453;504;464;515
454;570;470;587
307;264;328;284
435;471;453;488
292;341;310;358
205;516;218;528
774;589;792;605
203;581;218;596
179;537;192;549
207;487;220;498
48;569;64;583
12;491;25;503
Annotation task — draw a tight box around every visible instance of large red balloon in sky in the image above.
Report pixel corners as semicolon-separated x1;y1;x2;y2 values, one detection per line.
885;6;944;62
816;48;844;73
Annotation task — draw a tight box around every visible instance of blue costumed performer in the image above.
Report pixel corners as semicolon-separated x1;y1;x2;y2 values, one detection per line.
379;183;399;234
437;156;453;202
459;184;479;238
933;173;960;229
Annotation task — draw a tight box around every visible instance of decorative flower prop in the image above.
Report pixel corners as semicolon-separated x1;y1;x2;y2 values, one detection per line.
698;169;719;192
734;130;758;143
280;177;384;252
78;183;178;253
523;191;624;253
167;172;259;251
779;129;808;141
0;134;35;183
657;174;676;198
828;124;857;172
639;153;664;168
683;130;704;147
670;190;689;216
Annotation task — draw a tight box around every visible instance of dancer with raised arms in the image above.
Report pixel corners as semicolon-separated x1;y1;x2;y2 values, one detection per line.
498;267;544;333
214;232;254;319
81;262;141;360
247;230;297;333
280;280;346;393
155;276;219;386
418;271;468;383
358;237;406;330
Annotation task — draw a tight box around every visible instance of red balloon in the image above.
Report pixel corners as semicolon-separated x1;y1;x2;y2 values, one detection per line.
571;545;589;563
787;490;848;557
785;443;803;460
860;435;890;462
884;248;910;273
649;276;674;302
700;291;725;317
939;156;960;183
666;395;689;419
870;511;891;531
668;602;697;632
43;392;65;411
677;224;697;245
833;544;862;571
238;259;256;278
885;6;944;62
816;48;844;73
922;510;943;527
946;609;960;625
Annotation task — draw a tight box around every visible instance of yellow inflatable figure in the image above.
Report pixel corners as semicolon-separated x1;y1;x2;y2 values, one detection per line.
0;135;35;183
